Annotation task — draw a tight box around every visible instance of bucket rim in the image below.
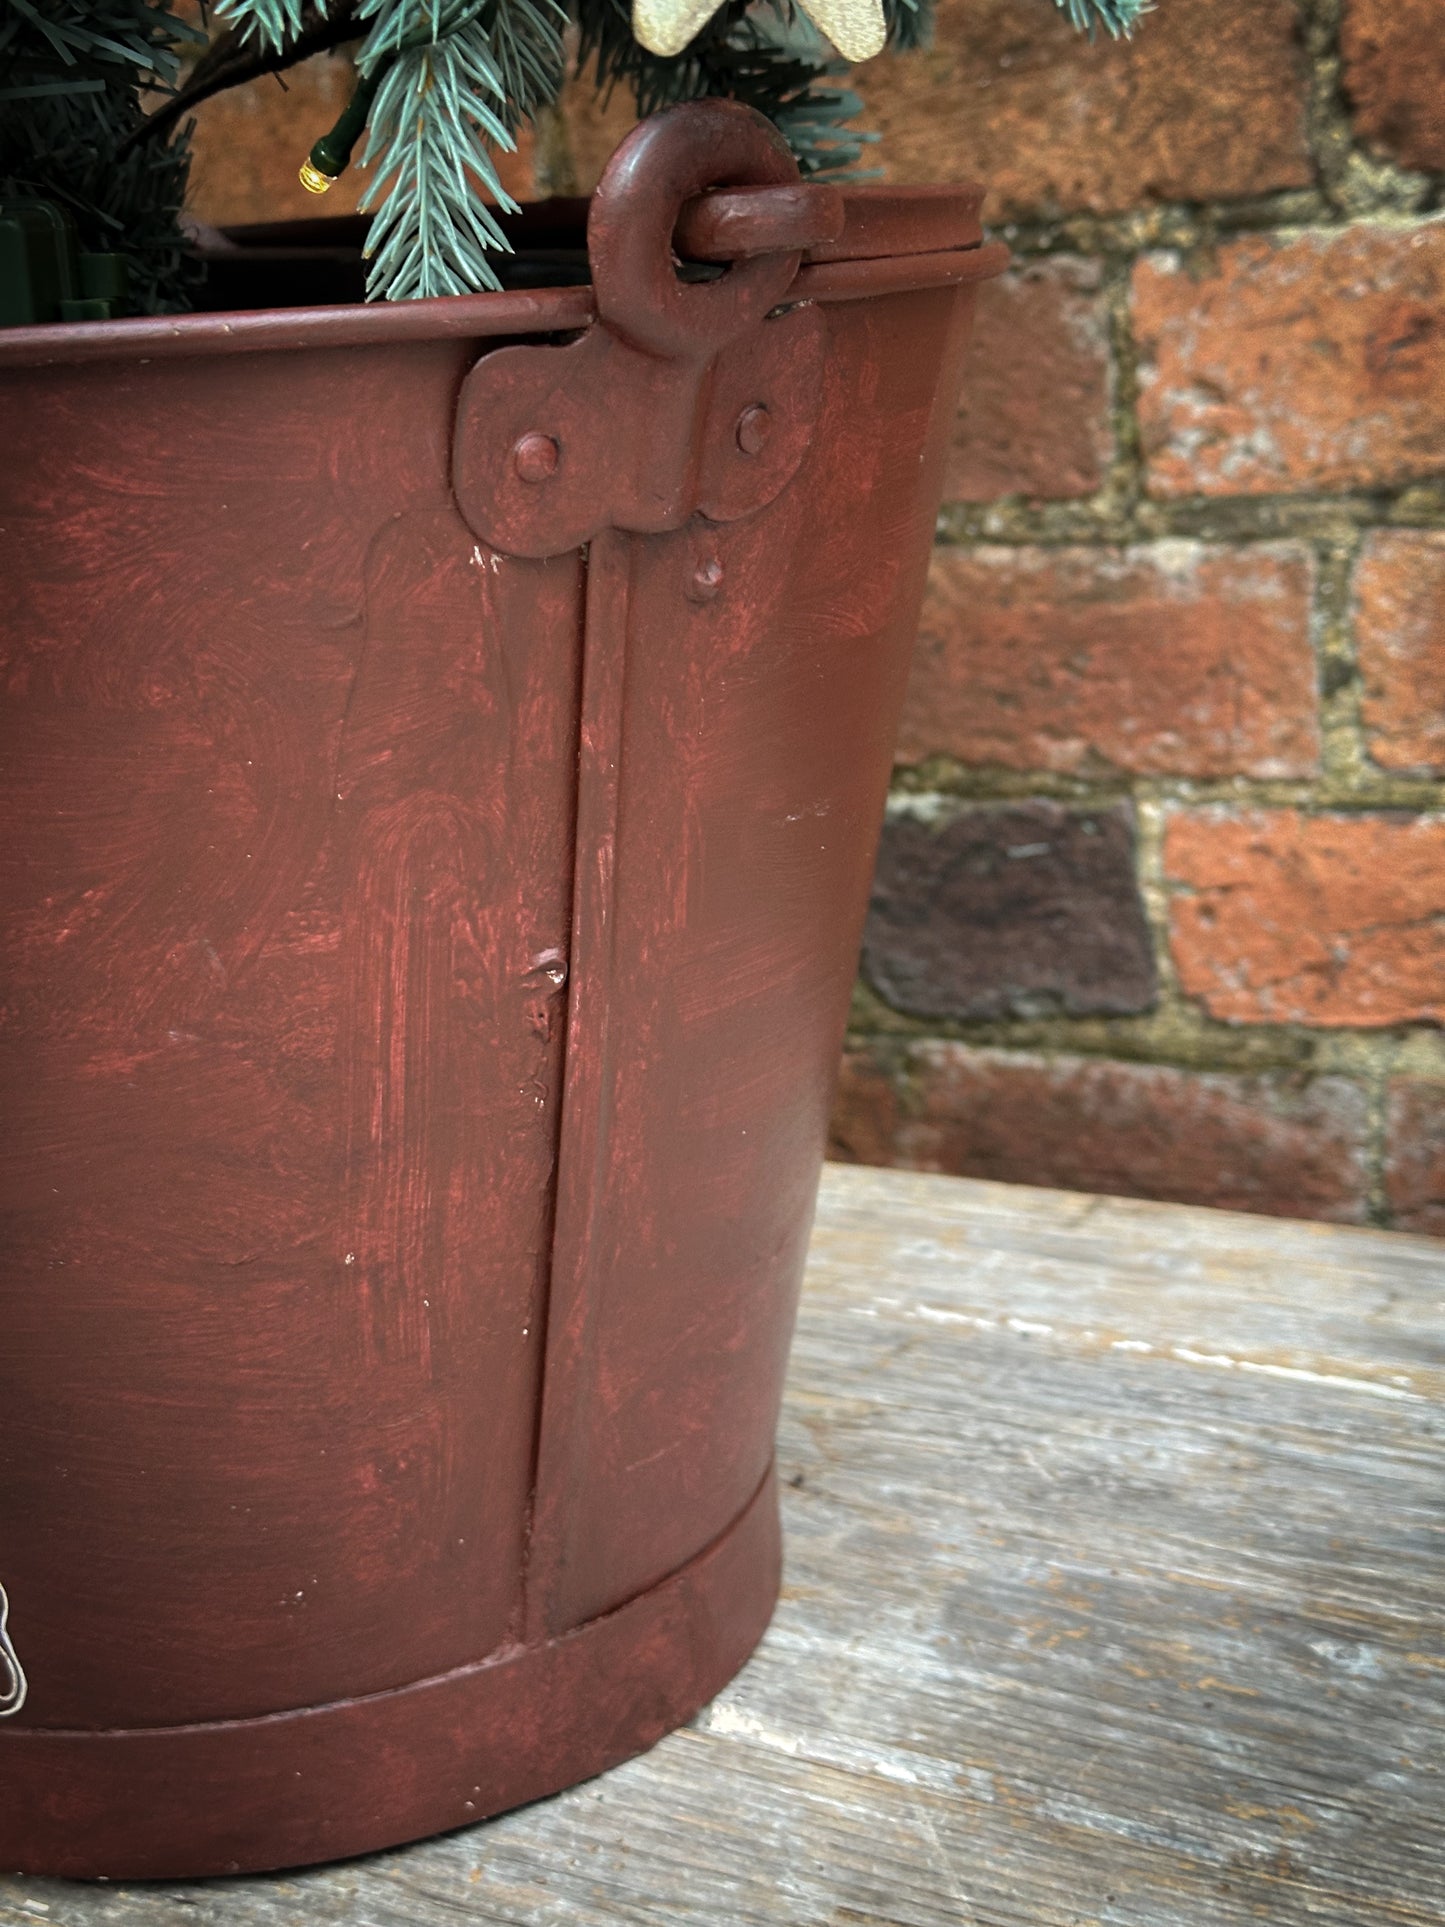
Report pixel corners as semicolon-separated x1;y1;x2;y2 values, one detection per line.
0;184;1004;371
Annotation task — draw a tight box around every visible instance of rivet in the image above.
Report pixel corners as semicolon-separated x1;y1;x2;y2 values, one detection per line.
735;404;772;457
689;557;725;603
513;432;560;483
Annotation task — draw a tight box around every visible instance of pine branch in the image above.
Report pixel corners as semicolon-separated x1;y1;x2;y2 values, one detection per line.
488;0;567;124
0;0;201;96
0;0;201;311
1053;0;1149;36
880;0;931;55
744;6;879;176
213;0;325;54
125;4;364;149
353;0;566;300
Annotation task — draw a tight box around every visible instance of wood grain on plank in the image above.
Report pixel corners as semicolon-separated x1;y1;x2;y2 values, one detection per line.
3;1165;1442;1927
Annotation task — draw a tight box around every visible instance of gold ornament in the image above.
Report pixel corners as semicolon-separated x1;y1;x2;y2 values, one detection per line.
632;0;885;62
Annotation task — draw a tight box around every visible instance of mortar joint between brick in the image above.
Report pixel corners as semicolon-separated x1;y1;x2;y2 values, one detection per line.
1100;254;1146;517
1311;532;1372;789
1297;0;1443;219
1361;1053;1393;1226
1297;0;1351;202
988;177;1445;267
1130;792;1182;1008
888;763;1445;814
844;999;1440;1089
935;485;1445;556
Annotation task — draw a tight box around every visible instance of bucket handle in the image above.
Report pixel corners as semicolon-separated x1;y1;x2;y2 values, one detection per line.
586;100;841;359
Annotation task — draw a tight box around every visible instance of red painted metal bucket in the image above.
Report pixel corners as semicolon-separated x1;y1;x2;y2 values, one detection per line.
0;102;1003;1878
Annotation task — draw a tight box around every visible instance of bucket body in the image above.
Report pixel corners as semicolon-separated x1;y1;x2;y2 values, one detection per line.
0;104;1002;1876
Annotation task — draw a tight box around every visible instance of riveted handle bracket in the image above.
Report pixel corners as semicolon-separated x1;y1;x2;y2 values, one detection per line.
451;103;833;561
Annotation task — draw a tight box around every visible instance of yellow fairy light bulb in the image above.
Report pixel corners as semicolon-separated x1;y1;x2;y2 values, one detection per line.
299;157;338;194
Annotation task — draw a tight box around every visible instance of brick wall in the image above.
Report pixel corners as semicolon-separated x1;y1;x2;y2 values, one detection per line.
829;0;1445;1231
183;1;1445;1231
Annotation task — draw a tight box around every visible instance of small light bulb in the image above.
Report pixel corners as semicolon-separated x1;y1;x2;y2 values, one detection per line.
299;158;337;195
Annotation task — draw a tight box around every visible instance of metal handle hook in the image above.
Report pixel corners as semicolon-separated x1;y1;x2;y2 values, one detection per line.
587;100;812;361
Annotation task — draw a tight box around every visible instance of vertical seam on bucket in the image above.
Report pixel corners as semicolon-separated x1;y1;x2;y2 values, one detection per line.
522;527;633;1645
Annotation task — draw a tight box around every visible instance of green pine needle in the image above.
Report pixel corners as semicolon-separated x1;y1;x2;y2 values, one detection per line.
360;18;514;298
0;0;200;310
1053;0;1149;36
882;0;931;55
355;0;565;301
0;0;201;92
213;0;325;56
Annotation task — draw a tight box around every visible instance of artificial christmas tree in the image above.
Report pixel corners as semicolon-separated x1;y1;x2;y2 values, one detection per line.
0;2;199;320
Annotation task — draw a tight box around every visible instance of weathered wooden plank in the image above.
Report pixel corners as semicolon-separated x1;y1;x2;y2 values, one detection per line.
3;1166;1442;1927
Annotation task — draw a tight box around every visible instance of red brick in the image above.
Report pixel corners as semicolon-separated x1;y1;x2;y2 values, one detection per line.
830;1048;904;1168
1165;810;1445;1027
1342;0;1445;174
830;1042;1371;1223
851;0;1310;219
1134;223;1445;497
1385;1077;1445;1236
864;801;1155;1019
898;542;1319;777
948;257;1111;501
1354;530;1445;776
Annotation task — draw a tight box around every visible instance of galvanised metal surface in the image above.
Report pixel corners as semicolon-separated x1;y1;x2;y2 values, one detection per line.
0;101;1004;1879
